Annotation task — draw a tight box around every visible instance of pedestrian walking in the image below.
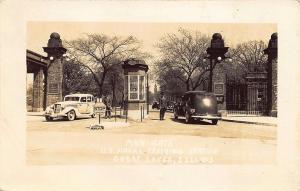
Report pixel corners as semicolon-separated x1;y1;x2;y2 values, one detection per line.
159;92;167;120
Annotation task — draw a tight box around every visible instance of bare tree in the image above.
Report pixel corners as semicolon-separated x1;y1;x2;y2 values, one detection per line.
65;34;147;96
104;61;124;106
228;40;267;79
155;62;186;96
62;59;97;96
155;28;210;91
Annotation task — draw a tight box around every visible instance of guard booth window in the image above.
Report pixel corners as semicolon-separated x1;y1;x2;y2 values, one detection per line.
139;76;145;100
126;75;146;101
129;76;138;100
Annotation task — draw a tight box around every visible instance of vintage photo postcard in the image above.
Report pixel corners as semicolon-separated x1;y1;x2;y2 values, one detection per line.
26;22;277;165
1;0;300;191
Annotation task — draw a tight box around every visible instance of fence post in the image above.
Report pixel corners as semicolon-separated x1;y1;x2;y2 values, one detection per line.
125;108;128;123
98;112;101;124
140;106;143;122
115;107;117;122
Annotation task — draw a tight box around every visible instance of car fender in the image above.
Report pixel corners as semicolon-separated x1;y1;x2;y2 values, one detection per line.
45;106;53;114
62;107;80;116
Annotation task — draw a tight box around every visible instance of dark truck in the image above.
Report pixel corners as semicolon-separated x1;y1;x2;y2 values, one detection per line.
173;91;221;125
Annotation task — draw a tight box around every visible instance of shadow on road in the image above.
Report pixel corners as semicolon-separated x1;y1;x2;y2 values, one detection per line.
170;118;213;125
42;117;93;123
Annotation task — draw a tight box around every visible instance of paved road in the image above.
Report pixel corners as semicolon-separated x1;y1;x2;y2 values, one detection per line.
27;111;276;165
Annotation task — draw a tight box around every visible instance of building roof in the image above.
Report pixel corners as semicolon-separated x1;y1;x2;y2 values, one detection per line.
26;49;49;67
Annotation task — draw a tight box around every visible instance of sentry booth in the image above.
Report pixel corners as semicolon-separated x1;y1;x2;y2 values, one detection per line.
123;59;149;120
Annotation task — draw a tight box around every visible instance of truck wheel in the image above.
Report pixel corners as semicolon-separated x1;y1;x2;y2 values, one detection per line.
45;116;53;121
67;110;76;121
212;119;218;125
185;112;191;124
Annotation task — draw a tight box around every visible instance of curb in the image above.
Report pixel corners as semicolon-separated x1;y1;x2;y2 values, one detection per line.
221;118;277;126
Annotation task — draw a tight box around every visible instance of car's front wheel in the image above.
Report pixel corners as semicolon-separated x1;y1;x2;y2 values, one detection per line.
91;113;96;118
185;112;191;124
67;110;76;121
45;116;53;121
211;119;218;125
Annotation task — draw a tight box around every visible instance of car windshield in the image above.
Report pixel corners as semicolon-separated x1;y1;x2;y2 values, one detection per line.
64;96;80;101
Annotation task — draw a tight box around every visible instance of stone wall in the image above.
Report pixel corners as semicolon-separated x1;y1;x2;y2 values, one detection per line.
32;68;44;111
46;57;63;106
271;58;277;116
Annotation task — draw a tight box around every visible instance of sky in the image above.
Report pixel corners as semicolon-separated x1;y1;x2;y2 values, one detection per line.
27;22;277;59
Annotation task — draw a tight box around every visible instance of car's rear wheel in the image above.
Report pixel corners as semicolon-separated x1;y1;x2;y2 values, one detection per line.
67;110;76;121
91;113;96;118
185;112;191;124
211;119;218;125
45;116;53;121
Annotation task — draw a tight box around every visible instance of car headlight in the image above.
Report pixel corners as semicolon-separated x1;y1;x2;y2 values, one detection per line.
203;98;211;107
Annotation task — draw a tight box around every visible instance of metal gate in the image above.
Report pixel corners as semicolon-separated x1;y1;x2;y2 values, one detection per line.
246;82;267;115
226;81;267;115
226;82;247;110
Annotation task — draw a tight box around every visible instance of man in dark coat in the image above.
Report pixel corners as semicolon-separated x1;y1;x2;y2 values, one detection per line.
104;95;112;119
159;92;167;120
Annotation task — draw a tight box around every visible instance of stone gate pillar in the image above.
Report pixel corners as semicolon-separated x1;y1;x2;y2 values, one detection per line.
43;32;67;106
264;33;278;117
212;63;226;111
271;58;277;115
32;68;44;111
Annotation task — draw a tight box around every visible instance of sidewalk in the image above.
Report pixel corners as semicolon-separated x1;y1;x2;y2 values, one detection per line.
221;116;277;126
27;112;44;116
27;112;277;126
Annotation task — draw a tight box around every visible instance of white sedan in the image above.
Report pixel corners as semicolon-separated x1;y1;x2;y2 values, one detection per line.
44;94;96;121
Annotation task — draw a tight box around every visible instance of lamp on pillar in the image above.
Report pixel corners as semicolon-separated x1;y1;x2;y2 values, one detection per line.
204;33;231;92
43;32;67;106
122;59;149;120
264;33;278;117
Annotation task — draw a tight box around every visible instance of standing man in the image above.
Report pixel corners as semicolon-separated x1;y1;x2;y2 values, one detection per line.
105;95;112;119
102;95;107;118
159;92;167;120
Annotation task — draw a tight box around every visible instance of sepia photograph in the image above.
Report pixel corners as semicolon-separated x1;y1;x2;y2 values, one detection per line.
26;22;277;165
